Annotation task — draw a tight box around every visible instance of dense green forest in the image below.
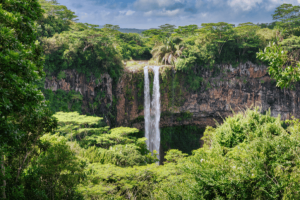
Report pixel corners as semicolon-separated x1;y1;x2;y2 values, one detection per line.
2;0;300;199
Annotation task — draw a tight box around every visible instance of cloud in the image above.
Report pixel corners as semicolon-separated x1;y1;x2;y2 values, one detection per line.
134;0;186;11
126;10;135;15
227;0;263;11
56;0;300;29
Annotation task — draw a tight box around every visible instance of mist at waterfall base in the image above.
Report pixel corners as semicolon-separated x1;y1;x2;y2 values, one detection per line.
144;66;161;161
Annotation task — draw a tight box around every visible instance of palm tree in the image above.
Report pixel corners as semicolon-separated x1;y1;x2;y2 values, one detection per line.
151;37;184;65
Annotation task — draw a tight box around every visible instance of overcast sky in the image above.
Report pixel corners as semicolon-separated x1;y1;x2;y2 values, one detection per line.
56;0;300;29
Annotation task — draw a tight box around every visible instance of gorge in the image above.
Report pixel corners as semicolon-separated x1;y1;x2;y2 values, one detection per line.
5;1;300;198
44;61;300;156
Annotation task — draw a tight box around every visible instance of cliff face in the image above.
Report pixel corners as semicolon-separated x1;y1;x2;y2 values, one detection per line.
44;69;114;125
45;62;300;129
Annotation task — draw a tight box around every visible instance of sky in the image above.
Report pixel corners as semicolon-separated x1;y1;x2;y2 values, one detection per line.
56;0;300;29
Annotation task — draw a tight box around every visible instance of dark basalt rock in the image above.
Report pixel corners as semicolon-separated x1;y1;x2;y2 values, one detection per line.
45;61;300;129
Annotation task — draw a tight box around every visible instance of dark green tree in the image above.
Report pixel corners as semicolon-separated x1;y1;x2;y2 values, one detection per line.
272;3;300;35
151;37;184;65
103;24;120;31
159;24;176;37
37;0;78;38
174;24;198;37
201;22;235;57
257;42;300;89
0;0;57;198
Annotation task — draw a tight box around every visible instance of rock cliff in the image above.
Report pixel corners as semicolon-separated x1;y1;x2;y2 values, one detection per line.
44;69;114;125
44;61;300;129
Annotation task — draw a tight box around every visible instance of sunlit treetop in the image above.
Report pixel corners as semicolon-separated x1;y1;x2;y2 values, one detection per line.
53;112;103;125
109;126;139;136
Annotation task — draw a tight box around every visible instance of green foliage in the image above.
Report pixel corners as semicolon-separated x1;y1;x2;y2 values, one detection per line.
4;0;300;199
81;127;138;148
0;0;58;198
43;89;83;113
174;25;198;37
57;70;66;80
103;24;120;31
166;22;269;91
41;28;123;84
158;24;176;35
257;42;300;89
53;112;157;167
209;108;285;148
23;134;85;200
151;37;184;65
116;32;152;60
179;108;300;199
77;163;157;199
164;149;188;163
272;3;300;35
53;111;106;141
81;144;156;167
71;108;300;200
37;0;78;38
54;111;102;125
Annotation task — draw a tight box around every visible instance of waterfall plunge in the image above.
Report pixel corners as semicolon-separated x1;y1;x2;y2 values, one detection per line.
144;67;151;149
144;66;161;161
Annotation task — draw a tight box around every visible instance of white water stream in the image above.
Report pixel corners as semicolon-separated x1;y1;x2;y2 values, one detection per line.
144;66;161;160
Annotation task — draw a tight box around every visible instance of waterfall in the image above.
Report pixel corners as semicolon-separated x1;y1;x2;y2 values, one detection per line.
144;66;161;161
151;66;161;160
144;67;150;149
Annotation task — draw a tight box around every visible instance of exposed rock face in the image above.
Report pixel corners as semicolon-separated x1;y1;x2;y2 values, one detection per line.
45;62;300;129
117;61;300;129
44;69;113;125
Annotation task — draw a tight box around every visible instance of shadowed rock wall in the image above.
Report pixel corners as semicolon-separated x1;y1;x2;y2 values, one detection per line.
44;62;300;129
44;69;114;125
116;61;300;129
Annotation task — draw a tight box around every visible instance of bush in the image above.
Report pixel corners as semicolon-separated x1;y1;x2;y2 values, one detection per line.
181;108;300;199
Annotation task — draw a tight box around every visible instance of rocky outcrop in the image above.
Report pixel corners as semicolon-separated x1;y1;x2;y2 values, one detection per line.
45;62;300;129
44;69;113;125
117;61;300;129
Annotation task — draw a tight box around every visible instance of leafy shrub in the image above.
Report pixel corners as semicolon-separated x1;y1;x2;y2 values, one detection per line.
181;108;300;199
165;149;188;163
24;134;85;200
57;71;66;80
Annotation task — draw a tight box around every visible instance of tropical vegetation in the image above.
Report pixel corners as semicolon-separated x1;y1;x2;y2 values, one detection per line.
1;0;300;199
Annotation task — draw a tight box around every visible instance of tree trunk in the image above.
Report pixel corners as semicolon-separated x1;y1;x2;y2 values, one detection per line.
1;155;6;199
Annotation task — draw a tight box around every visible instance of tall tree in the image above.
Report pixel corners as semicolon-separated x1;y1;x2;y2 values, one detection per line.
201;22;235;57
159;24;176;37
272;3;300;35
234;22;261;61
0;0;57;198
151;37;184;65
37;0;78;37
103;24;120;31
257;42;300;89
174;24;198;37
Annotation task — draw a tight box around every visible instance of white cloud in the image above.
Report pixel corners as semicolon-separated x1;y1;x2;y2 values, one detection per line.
201;12;208;17
144;8;181;17
158;9;181;17
126;10;135;15
134;0;186;11
227;0;263;11
144;11;153;17
52;0;300;29
228;0;300;12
